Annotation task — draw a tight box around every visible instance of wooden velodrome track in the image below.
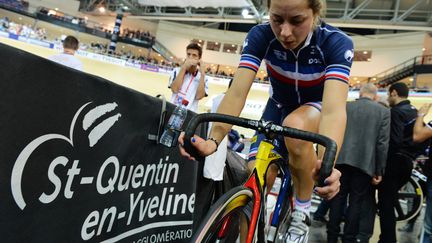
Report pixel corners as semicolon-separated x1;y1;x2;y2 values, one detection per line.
1;36;431;137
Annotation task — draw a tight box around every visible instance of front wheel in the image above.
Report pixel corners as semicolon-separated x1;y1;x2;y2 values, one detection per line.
192;186;255;243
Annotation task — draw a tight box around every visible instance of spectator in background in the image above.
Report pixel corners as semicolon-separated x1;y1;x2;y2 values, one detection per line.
169;43;208;112
48;35;83;71
203;79;233;181
327;83;390;243
378;82;419;243
413;103;432;243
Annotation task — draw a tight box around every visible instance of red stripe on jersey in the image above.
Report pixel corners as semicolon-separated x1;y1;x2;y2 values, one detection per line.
266;64;325;87
239;62;259;72
325;73;349;83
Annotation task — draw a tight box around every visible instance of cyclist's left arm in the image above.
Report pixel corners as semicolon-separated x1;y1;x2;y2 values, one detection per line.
314;80;349;200
318;33;353;160
319;80;349;159
314;31;353;199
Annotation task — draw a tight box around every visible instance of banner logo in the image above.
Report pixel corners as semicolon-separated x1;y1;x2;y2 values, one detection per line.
9;102;194;242
11;102;121;209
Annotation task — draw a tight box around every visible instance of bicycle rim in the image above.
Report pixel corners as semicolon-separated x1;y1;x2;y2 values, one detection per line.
192;186;255;243
396;177;423;222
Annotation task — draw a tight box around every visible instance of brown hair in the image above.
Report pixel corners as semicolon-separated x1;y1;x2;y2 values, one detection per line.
63;35;79;50
186;43;203;58
267;0;326;18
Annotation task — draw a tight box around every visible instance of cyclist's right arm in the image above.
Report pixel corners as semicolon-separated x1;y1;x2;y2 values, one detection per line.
179;68;256;159
209;68;256;143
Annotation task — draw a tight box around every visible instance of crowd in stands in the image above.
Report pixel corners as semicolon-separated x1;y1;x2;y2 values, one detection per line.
38;7;87;26
37;7;156;47
120;28;155;45
85;41;175;68
0;0;28;11
0;16;47;40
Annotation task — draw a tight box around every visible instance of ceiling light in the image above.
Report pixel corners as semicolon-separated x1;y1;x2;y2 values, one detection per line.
242;9;249;17
363;51;368;54
98;6;106;13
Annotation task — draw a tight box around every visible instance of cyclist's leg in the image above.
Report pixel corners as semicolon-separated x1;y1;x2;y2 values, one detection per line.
283;104;320;210
282;103;321;242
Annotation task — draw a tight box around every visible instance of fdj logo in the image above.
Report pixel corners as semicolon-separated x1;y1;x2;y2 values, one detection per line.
308;58;321;64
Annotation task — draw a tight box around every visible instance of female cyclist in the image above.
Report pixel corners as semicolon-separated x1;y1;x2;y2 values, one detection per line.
180;0;353;242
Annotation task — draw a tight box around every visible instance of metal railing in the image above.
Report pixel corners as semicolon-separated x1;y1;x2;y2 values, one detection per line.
372;54;432;86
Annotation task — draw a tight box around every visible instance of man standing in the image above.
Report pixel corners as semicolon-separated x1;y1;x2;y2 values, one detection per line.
378;82;418;243
48;35;83;71
169;43;208;112
327;83;390;243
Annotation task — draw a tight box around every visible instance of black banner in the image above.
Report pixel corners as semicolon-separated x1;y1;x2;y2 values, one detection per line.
0;43;208;242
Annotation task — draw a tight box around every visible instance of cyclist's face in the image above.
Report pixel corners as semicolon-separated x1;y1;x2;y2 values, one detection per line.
269;0;316;50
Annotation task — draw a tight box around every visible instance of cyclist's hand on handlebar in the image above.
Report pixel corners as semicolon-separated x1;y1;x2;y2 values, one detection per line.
312;160;341;200
371;175;382;185
178;132;217;160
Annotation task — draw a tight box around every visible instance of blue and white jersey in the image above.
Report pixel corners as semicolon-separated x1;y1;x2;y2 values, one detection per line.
239;21;354;106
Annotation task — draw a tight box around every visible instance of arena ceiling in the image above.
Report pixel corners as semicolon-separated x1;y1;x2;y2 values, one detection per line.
80;0;432;32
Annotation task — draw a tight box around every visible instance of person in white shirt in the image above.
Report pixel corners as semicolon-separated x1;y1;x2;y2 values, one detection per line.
203;79;233;181
169;43;208;112
48;35;83;71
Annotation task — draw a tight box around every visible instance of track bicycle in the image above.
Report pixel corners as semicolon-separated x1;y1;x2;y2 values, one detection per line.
183;113;337;243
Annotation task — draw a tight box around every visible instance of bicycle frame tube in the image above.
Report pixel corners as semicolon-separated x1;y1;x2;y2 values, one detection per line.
271;164;291;227
255;140;275;188
237;140;275;243
243;173;262;242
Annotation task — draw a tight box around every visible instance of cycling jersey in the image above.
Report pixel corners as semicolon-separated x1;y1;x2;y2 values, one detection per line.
239;21;354;107
242;21;354;162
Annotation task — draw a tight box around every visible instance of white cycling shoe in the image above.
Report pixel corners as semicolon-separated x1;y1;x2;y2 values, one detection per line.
285;210;311;243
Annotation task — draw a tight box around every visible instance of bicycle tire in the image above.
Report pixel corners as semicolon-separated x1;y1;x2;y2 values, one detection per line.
395;176;423;222
191;186;255;243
